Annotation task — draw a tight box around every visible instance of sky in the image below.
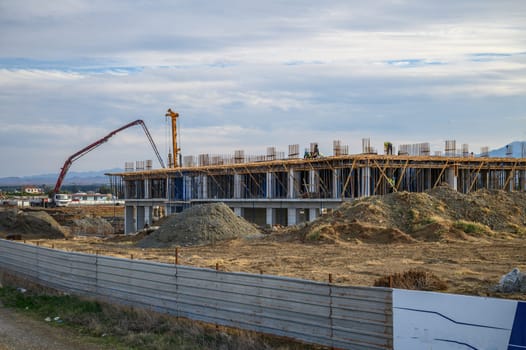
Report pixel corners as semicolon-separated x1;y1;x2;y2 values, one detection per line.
0;0;525;177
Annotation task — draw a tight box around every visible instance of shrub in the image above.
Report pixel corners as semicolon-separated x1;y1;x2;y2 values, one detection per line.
453;220;487;234
374;269;448;291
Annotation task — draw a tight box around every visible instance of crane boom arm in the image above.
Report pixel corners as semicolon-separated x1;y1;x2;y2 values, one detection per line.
53;119;165;194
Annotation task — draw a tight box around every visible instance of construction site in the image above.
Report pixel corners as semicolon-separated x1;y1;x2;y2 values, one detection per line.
2;110;526;293
106;110;526;234
2;109;526;350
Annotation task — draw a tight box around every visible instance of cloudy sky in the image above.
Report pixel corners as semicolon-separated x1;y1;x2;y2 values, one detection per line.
1;0;525;177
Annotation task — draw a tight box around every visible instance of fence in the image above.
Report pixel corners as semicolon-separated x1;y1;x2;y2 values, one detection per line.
0;239;393;350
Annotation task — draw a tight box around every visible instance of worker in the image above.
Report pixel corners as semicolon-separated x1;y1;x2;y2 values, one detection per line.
304;148;311;159
384;142;393;155
312;143;320;158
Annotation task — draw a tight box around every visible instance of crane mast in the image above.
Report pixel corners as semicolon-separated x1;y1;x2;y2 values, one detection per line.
165;108;180;167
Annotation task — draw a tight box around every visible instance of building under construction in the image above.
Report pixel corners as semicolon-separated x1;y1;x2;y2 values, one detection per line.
108;138;526;234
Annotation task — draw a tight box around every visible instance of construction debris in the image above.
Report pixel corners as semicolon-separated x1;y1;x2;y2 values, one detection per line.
137;203;262;248
495;268;526;293
70;217;114;236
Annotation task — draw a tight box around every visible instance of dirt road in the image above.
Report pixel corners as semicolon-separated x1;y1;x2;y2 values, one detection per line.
0;302;110;350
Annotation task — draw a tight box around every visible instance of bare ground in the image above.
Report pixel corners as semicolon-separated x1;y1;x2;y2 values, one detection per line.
0;301;111;350
4;187;526;300
32;234;526;300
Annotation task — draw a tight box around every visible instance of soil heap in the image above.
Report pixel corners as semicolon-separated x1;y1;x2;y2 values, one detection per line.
42;207;120;236
300;185;526;244
137;203;261;248
0;209;69;239
70;217;114;236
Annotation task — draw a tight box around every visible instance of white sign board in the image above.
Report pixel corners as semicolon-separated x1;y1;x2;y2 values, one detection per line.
393;289;526;349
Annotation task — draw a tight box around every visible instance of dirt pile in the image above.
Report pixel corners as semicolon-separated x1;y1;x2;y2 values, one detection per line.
70;217;114;236
0;209;69;239
35;207;122;233
137;203;261;248
300;185;526;244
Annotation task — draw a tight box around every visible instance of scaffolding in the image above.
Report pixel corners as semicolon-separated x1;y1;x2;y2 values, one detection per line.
109;153;526;203
107;140;526;232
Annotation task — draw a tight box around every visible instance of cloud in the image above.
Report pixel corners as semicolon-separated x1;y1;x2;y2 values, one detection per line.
0;1;525;177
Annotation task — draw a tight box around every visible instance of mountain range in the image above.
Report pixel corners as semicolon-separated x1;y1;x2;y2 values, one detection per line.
0;168;123;187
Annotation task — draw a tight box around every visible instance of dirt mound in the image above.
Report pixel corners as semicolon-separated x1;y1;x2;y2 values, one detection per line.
299;185;526;244
70;217;114;236
0;209;69;239
20;207;123;236
137;203;261;248
303;220;416;244
374;269;448;291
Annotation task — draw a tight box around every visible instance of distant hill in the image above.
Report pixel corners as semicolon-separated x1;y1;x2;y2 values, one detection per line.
0;168;123;187
488;141;526;158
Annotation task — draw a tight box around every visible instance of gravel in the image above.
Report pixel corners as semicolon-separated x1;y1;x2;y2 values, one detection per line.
137;202;262;248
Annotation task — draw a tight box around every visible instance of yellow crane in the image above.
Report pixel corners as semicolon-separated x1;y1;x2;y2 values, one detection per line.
165;108;180;167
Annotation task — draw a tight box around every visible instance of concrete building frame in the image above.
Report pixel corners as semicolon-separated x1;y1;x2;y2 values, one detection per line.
108;154;526;234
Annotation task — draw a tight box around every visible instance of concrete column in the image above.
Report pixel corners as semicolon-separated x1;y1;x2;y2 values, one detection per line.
124;205;136;234
266;207;275;226
266;172;274;199
509;170;515;191
361;167;371;197
145;206;152;225
522;170;526;191
288;170;295;199
425;169;432;190
234;207;244;217
446;166;458;191
294;171;301;196
201;175;208;199
287;208;298;226
309;208;319;222
309;170;319;194
132;181;138;199
234;174;242;199
144;179;150;199
183;176;191;200
332;169;340;199
136;206;145;230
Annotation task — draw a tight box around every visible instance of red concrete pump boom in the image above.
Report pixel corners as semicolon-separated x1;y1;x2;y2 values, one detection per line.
53;119;165;194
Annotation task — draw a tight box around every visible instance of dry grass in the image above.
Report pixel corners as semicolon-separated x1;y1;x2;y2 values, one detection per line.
0;271;325;350
374;269;449;291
